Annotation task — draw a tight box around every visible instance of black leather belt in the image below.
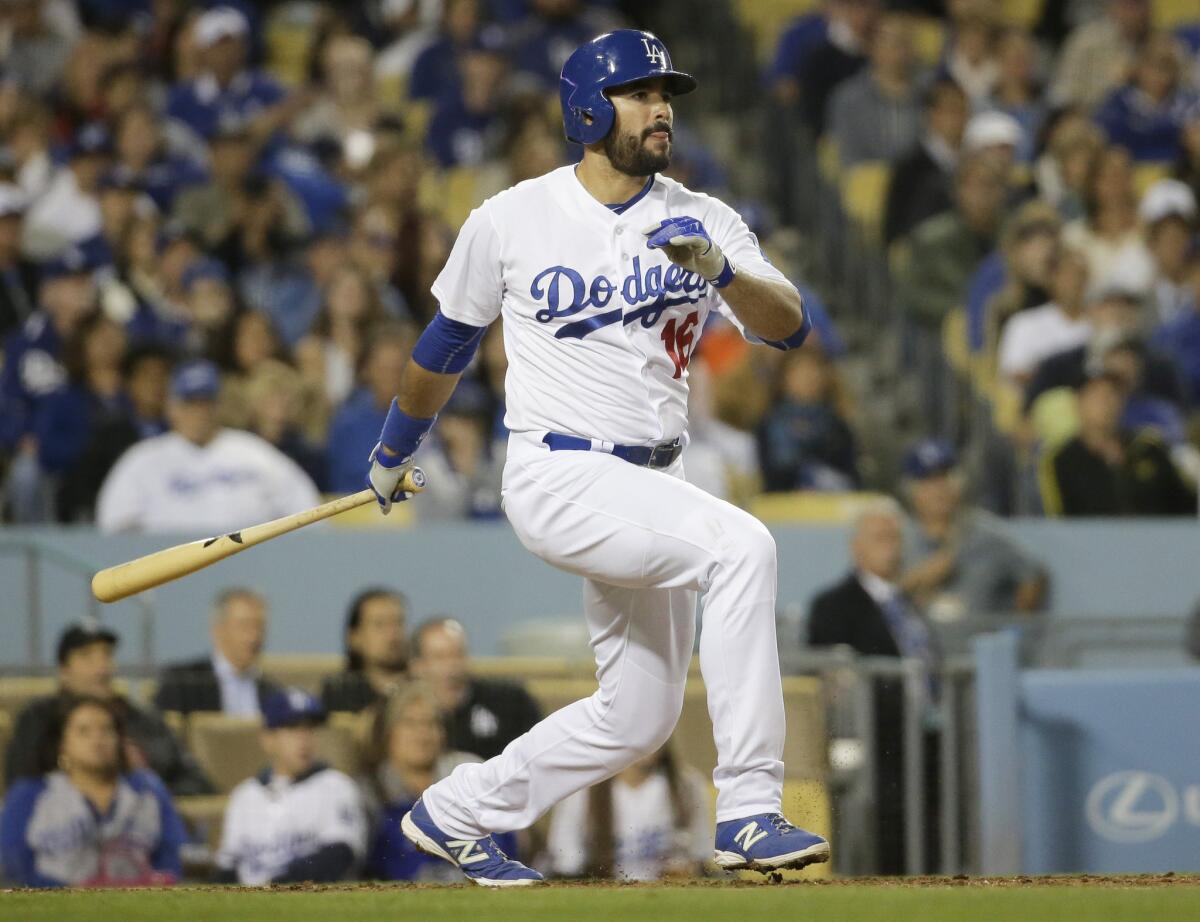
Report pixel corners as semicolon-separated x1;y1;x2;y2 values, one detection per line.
542;432;683;469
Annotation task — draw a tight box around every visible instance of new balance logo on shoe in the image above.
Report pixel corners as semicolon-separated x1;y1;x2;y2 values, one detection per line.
447;839;490;865
733;821;769;851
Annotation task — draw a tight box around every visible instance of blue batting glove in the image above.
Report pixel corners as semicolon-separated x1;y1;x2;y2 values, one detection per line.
643;216;733;287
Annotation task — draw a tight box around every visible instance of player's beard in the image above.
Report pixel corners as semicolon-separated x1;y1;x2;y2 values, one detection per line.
605;122;672;176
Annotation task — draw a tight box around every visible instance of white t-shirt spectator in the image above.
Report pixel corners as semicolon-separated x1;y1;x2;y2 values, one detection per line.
546;768;712;881
96;429;321;533
217;766;367;885
21;168;101;259
998;303;1092;380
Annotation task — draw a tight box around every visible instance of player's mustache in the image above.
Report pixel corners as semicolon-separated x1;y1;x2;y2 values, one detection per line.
642;123;673;141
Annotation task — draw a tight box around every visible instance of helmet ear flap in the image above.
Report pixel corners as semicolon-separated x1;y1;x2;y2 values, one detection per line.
572;98;614;145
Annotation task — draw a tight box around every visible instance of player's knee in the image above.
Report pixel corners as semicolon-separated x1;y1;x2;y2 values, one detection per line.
601;686;682;755
722;515;777;579
627;708;680;756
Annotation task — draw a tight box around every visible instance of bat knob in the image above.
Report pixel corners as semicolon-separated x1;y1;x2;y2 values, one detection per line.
409;467;427;490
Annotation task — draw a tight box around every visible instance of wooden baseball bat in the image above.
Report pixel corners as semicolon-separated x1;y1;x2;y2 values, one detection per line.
91;468;426;603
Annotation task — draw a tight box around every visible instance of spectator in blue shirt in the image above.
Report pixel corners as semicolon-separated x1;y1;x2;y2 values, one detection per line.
409;0;488;102
32;312;129;518
112;104;206;214
1151;258;1200;405
507;0;612;90
326;325;414;493
757;347;859;492
1;246;101;452
766;4;830;98
165;6;293;156
1095;32;1200;163
0;694;186;888
427;35;508;168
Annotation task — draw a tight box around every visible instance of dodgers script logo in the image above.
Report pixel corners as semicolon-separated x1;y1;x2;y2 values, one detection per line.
530;255;708;340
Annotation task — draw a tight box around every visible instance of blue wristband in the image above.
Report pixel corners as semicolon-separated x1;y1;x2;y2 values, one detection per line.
378;399;435;465
709;257;736;289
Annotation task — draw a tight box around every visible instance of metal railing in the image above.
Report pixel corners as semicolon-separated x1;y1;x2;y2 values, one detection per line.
0;536;158;677
781;614;1191;876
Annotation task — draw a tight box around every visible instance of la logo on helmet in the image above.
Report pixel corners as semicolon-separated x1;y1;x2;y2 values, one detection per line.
641;38;667;67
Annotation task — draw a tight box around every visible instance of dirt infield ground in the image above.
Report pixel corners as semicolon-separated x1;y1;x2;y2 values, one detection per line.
3;875;1198;922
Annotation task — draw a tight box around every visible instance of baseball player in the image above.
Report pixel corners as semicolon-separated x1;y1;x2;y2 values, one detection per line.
366;30;829;886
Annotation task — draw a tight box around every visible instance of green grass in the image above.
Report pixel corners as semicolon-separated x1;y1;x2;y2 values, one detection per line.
2;880;1198;922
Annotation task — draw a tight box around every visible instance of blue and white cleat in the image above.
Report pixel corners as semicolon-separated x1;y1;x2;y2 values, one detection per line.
400;798;543;887
713;813;831;872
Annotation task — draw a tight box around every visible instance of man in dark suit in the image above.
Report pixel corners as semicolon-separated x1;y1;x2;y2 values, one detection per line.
807;499;938;875
155;588;280;716
883;79;968;245
409;618;541;762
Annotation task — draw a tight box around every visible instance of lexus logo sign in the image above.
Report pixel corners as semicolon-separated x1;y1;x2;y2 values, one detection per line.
1086;771;1180;843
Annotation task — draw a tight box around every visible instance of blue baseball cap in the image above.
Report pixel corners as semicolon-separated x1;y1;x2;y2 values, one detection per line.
169;359;221;401
39;244;101;282
902;439;958;480
181;257;231;293
70;122;113;158
263;688;326;730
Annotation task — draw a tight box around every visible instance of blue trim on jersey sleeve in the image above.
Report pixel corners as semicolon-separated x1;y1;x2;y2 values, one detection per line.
412;311;487;375
0;777;64;888
605;175;655;215
761;305;813;351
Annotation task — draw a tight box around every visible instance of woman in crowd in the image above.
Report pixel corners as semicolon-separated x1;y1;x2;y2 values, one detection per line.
1033;111;1103;221
218;309;285;428
296;263;389;411
243;359;327;489
1062;145;1153;296
545;745;712;881
33;312;129;520
361;682;499;881
0;695;186;888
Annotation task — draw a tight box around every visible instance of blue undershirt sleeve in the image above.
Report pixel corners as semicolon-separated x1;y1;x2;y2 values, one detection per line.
760;304;813;351
411;311;488;375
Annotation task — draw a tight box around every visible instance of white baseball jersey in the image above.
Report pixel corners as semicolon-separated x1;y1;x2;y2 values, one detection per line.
422;165;793;843
546;767;713;880
217;766;368;885
433;165;790;445
96;428;321;533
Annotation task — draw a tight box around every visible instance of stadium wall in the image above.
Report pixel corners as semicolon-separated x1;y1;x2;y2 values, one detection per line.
1;520;1198;665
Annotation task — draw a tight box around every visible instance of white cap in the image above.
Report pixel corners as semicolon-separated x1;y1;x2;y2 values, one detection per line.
963;111;1023;152
194;6;249;49
1138;178;1197;225
0;183;26;217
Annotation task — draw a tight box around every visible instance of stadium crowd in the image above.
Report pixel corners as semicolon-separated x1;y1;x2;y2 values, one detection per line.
2;0;1199;887
0;0;1195;532
0;605;719;885
766;0;1200;516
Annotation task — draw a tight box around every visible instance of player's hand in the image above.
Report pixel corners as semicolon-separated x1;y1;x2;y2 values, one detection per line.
367;398;435;513
643;216;728;282
367;443;424;514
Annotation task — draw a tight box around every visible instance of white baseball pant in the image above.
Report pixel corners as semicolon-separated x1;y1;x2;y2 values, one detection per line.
421;430;786;837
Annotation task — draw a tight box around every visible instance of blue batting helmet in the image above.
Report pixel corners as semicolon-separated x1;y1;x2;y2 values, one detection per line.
559;30;698;145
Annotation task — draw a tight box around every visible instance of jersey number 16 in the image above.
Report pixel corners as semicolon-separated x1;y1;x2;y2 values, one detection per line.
661;311;699;380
